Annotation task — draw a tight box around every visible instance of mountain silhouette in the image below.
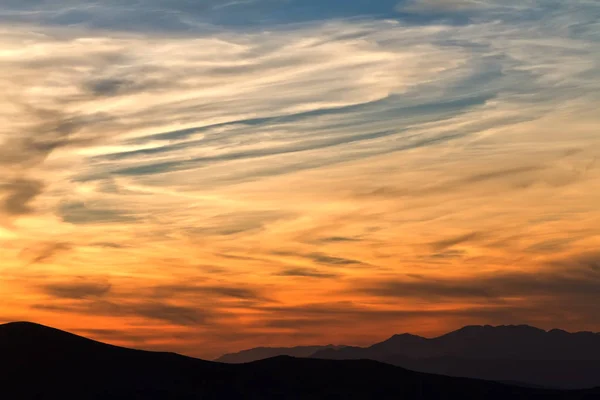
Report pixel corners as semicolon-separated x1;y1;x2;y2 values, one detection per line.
216;345;345;363
214;324;600;389
2;322;600;399
312;325;600;360
309;325;600;389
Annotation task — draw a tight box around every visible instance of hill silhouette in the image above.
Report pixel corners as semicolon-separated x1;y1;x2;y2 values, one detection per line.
2;322;600;399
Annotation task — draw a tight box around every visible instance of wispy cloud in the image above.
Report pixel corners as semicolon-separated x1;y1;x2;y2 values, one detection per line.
34;300;210;326
0;179;44;216
277;268;340;279
42;280;112;299
400;0;489;13
21;242;72;264
354;262;600;302
429;232;481;251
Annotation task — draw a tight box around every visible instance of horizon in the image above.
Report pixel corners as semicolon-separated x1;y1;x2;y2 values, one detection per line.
1;0;599;360
2;320;599;360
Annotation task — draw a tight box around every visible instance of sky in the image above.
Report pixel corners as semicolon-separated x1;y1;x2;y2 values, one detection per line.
0;0;599;359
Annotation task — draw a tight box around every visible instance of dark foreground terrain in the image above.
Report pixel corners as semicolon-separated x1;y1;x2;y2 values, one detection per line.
1;322;599;400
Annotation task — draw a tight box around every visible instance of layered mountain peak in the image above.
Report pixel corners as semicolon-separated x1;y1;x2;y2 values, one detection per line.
381;332;427;343
390;333;426;339
495;324;546;333
370;333;428;350
444;324;544;336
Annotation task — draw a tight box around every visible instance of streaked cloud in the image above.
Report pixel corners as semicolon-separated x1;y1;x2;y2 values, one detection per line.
429;232;481;251
0;179;44;216
400;0;489;13
355;264;600;301
277;268;340;279
58;202;138;225
42;280;112;299
21;242;72;264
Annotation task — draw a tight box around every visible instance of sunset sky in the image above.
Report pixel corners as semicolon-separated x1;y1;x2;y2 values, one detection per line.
1;0;599;359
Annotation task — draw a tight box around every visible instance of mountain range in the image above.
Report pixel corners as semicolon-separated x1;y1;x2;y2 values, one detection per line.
217;324;600;389
216;344;345;364
2;321;600;399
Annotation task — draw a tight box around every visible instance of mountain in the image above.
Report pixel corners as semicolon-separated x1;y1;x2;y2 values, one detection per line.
216;345;345;363
2;322;599;399
310;325;600;389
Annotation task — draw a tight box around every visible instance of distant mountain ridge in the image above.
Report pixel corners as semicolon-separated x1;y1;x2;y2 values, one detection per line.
215;344;346;363
218;325;600;362
5;321;600;399
219;324;600;389
313;325;600;361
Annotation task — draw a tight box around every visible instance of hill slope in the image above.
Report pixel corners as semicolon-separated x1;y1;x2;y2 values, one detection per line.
1;322;599;399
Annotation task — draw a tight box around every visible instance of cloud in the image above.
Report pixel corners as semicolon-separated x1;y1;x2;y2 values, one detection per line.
76;328;157;344
429;232;481;251
21;242;72;264
263;317;345;329
318;236;362;243
1;0;600;359
307;253;364;266
91;242;128;249
58;202;138;224
359;279;492;300
355;264;600;302
108;129;403;178
552;252;600;273
32;280;271;327
132;302;207;325
83;78;134;97
257;294;600;334
187;211;290;236
0;179;44;216
0;101;116;219
0;106;82;169
463;166;544;184
400;0;489;13
152;284;266;301
426;249;466;260
34;300;210;326
17;21;473;186
273;251;365;267
42;280;112;299
277;268;340;279
258;302;523;323
526;238;575;254
0;0;404;31
364;165;555;200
